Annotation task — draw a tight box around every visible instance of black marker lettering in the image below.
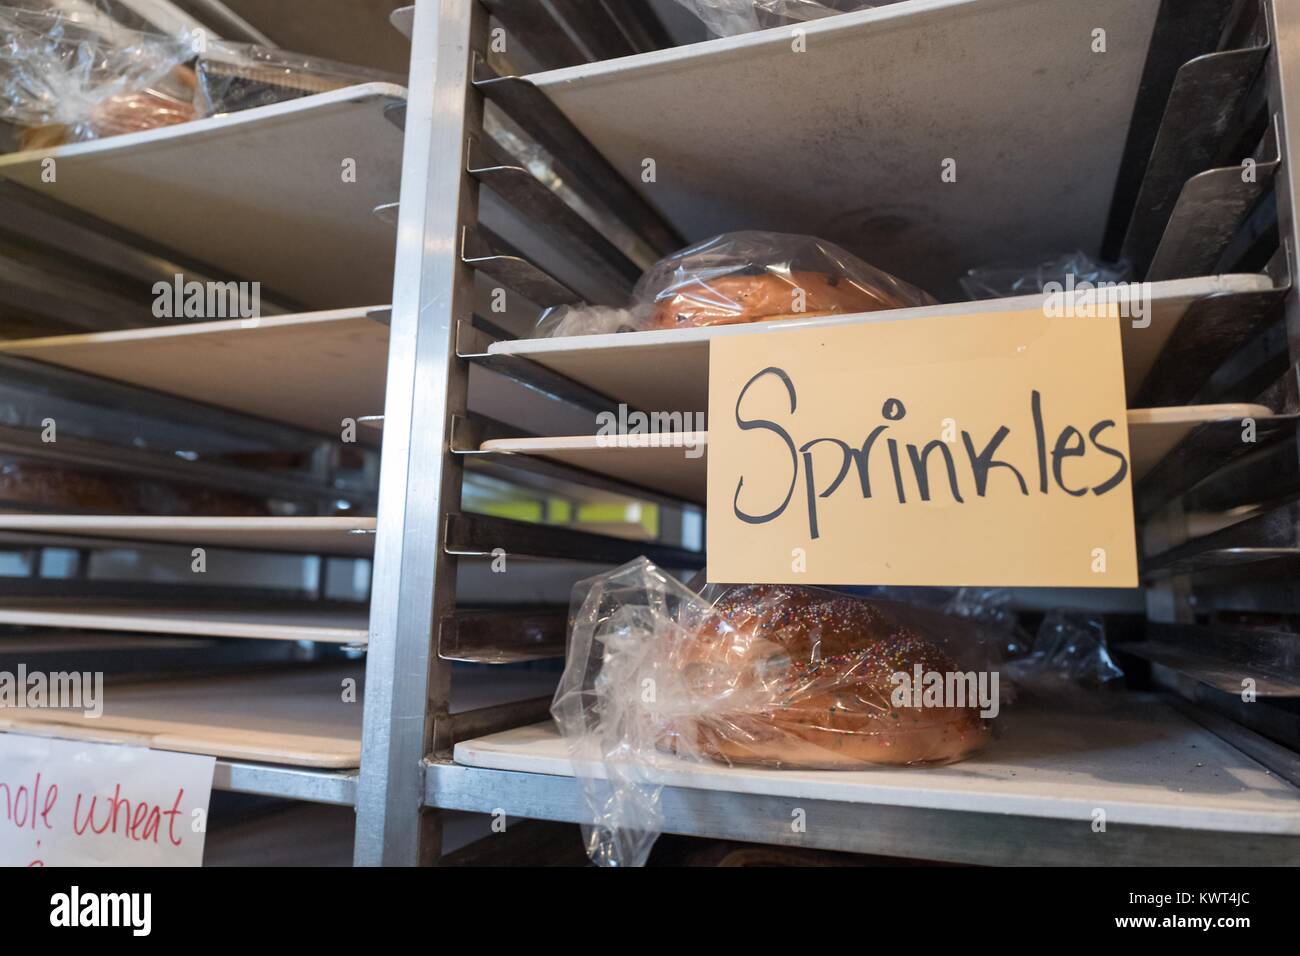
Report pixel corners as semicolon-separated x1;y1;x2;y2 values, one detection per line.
906;440;965;503
1031;390;1048;493
961;427;1028;496
852;425;890;498
1051;425;1088;497
886;438;907;503
732;367;799;524
1088;419;1128;495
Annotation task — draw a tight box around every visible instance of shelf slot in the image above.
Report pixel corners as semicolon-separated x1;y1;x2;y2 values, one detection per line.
1181;431;1300;514
466;445;696;509
481;0;590;70
1135;413;1298;519
456;320;627;416
461;225;581;309
1132;282;1288;407
1146;119;1282;281
442;697;555;752
1121;9;1272;276
1193;304;1292;403
480;0;668;71
438;607;567;663
1144;500;1300;577
473;56;682;257
1126;622;1300;698
455;411;705;506
467;135;640;300
0;424;349;507
444;512;704;568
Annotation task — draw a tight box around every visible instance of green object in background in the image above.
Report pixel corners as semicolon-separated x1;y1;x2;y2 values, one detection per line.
478;499;545;523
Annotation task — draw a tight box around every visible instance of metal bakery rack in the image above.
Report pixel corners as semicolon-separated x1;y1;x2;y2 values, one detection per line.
360;0;1300;867
0;19;568;829
1;0;1299;866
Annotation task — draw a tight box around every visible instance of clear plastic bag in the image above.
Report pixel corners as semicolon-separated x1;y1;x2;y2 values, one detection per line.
552;557;999;866
675;0;875;37
0;4;198;148
195;41;403;115
1005;611;1124;695
958;251;1131;301
536;231;935;337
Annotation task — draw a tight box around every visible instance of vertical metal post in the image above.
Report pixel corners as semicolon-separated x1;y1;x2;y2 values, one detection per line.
1266;0;1300;630
1270;0;1300;355
354;0;485;866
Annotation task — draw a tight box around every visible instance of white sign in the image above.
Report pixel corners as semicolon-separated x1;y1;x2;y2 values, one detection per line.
0;735;214;867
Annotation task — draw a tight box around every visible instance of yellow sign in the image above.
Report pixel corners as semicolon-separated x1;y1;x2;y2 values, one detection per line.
706;309;1137;587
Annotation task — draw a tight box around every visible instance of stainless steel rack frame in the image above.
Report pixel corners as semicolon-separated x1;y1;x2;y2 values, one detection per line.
353;0;1300;866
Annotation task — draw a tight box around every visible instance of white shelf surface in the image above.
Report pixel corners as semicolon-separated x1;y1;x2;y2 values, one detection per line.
527;0;1161;300
483;432;708;501
0;309;389;437
1;664;363;768
0;84;407;309
454;698;1300;836
0;604;369;644
488;276;1274;412
480;405;1271;503
1;665;558;770
0;515;377;556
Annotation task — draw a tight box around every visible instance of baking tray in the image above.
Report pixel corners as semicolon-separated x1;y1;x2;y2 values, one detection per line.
485;276;1275;413
478;405;1273;504
0;308;388;438
523;0;1162;301
0;515;377;557
453;699;1300;837
0;84;407;309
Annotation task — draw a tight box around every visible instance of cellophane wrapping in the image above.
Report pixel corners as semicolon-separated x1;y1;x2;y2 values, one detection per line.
551;557;1000;866
959;251;1131;300
675;0;875;37
536;231;935;337
1005;611;1124;694
0;4;196;149
194;41;402;115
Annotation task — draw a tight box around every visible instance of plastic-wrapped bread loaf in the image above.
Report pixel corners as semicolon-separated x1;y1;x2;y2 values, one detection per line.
537;231;935;337
552;558;999;865
666;584;990;768
0;7;199;149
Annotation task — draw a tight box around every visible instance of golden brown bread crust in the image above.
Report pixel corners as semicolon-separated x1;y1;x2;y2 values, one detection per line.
647;271;910;330
667;585;989;768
